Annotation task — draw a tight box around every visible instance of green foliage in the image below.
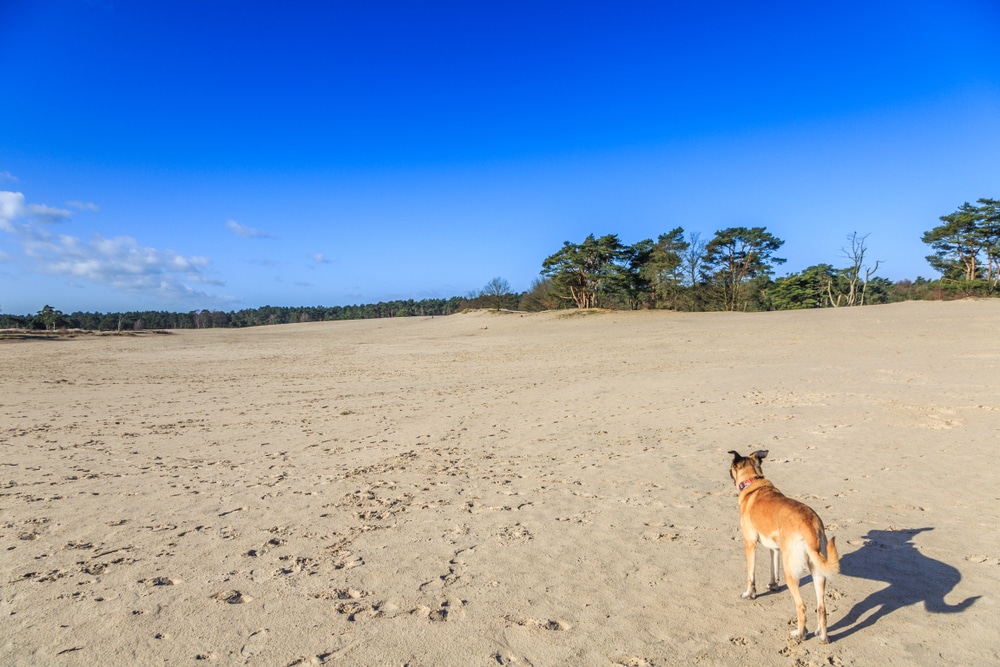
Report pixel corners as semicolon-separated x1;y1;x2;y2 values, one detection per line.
13;298;467;332
540;233;629;308
702;227;786;311
771;264;837;310
33;305;68;330
889;277;943;301
639;228;689;309
922;198;1000;296
540;231;691;310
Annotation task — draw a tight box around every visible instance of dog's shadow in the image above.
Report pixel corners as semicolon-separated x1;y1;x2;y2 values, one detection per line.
828;527;979;640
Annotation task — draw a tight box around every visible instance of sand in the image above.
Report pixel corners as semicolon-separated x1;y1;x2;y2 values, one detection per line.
1;301;998;666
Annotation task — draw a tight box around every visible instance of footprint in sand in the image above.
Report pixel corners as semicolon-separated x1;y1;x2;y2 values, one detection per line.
141;576;180;587
493;652;535;666
412;598;466;622
611;657;654;667
311;588;369;601
966;554;1000;566
501;615;570;631
211;589;252;604
240;628;269;657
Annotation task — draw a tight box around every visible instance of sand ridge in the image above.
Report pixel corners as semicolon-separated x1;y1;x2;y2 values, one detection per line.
1;302;998;665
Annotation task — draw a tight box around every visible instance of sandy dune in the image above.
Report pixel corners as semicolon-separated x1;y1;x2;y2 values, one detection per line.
1;301;998;666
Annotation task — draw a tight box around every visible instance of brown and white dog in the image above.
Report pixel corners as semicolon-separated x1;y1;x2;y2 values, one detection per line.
729;450;840;643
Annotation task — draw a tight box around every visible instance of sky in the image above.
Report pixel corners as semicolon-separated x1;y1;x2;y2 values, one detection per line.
1;1;999;314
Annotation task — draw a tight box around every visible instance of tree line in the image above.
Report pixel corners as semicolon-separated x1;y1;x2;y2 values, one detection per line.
525;227;889;312
524;197;998;312
4;197;996;330
5;298;467;331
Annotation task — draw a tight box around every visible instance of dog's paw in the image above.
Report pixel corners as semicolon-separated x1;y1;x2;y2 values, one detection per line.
767;582;780;592
741;590;756;600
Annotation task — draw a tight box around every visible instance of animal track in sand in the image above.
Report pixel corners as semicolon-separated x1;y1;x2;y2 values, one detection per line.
218;526;239;539
311;588;369;601
56;590;105;603
420;555;469;591
64;540;94;550
143;523;177;532
342;484;414;521
966;554;1000;566
497;524;532;543
282;654;343;667
333;598;396;621
18;569;69;583
642;532;680;542
210;589;252;604
274;554;320;576
493;652;536;666
412;598;466;622
140;576;180;586
80;556;137;576
611;657;655;667
501;615;570;631
329;551;365;570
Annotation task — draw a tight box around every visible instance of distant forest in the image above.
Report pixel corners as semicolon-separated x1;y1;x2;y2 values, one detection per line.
5;198;997;332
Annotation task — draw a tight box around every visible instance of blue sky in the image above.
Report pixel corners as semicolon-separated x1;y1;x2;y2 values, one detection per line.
1;1;999;314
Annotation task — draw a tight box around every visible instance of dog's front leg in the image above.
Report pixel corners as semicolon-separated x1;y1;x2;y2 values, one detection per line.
767;549;780;592
741;539;757;599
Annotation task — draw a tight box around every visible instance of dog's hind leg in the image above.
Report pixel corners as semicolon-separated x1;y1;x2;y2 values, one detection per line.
767;548;780;592
741;539;757;599
783;552;807;640
812;570;829;643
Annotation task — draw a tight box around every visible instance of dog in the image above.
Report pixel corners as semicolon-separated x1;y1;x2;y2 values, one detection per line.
729;449;840;643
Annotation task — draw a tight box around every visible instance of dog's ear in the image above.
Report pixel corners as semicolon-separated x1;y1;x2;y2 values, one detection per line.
728;450;742;462
750;450;769;462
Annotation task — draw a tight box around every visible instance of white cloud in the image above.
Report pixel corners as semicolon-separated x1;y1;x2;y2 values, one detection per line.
0;171;17;182
1;192;73;224
27;203;73;223
0;191;26;228
3;188;228;305
309;252;330;264
226;219;275;239
67;200;100;212
25;230;219;297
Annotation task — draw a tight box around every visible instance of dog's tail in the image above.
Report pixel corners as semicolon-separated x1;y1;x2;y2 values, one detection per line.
811;535;840;577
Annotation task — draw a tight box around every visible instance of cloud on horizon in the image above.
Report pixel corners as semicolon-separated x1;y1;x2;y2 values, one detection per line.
226;219;275;239
2;189;228;305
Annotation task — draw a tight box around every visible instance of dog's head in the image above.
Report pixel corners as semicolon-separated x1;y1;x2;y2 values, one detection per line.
728;449;768;486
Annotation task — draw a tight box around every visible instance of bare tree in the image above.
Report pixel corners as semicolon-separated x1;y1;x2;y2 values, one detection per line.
681;231;707;288
481;276;512;311
832;232;881;306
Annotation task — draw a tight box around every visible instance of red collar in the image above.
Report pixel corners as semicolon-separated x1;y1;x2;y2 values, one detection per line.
738;476;763;492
